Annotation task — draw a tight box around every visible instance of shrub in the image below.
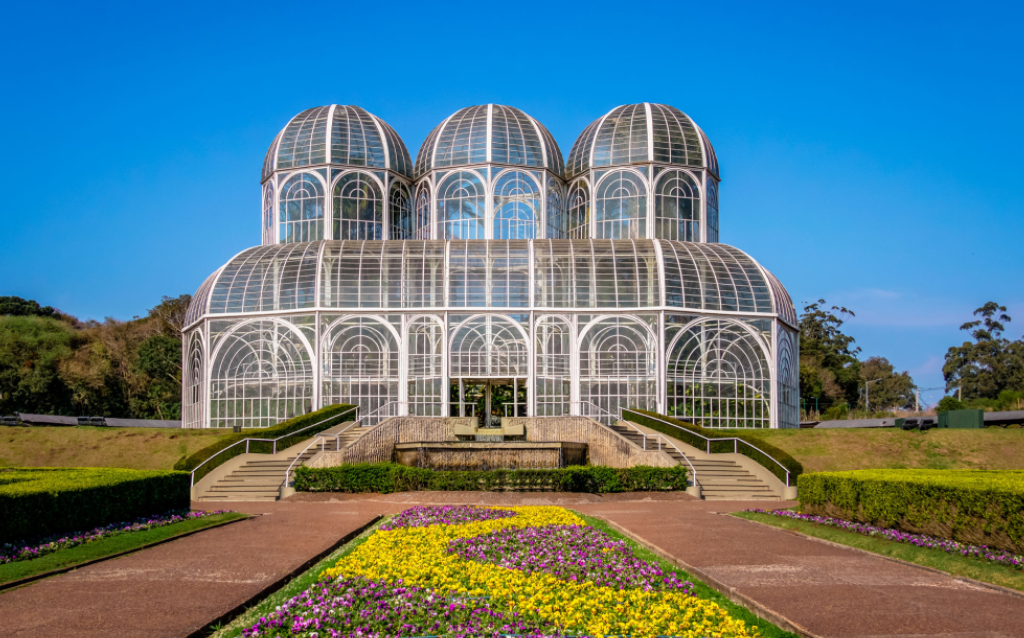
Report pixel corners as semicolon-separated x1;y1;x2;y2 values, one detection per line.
174;403;357;484
294;463;689;494
937;396;966;412
0;467;190;544
798;469;1024;553
623;409;803;485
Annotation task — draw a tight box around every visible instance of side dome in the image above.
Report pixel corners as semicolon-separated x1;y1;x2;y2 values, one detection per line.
262;105;412;181
414;104;564;178
566;103;718;180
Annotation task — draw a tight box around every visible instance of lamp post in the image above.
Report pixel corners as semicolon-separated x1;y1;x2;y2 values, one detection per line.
865;378;884;413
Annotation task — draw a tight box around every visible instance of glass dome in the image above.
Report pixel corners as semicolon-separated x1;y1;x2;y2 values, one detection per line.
566;103;718;180
262;105;412;181
414;104;564;178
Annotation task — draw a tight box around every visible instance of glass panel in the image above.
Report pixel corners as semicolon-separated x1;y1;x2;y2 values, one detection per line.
493;171;539;239
278;173;325;243
654;170;700;242
388;182;412;240
579;316;658;418
450;315;528;377
277;107;330;170
333;172;383;240
407;317;444;416
594;170;647;239
437;171;486;239
535;316;572;416
321;316;400;418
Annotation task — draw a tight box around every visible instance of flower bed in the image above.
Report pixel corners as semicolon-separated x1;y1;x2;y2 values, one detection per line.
0;509;230;564
241;505;761;638
748;508;1024;570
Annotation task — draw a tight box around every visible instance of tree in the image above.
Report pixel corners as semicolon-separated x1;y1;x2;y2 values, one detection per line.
943;302;1024;400
131;335;182;419
0;316;79;415
0;296;59;320
147;295;191;337
859;356;915;411
799;299;862;411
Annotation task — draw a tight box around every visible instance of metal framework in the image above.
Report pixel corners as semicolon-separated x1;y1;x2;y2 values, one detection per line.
184;102;799;429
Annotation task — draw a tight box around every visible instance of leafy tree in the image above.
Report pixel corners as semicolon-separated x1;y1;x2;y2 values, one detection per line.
799;300;862;411
0;316;79;415
937;396;965;412
943;302;1024;400
0;296;60;319
859;356;915;411
131;335;182;419
147;294;191;336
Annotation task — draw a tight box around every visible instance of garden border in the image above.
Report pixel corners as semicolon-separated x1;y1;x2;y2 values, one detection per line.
185;515;382;638
590;514;821;638
0;513;252;593
731;511;1024;602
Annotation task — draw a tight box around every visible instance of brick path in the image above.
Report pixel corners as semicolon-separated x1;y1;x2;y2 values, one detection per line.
2;494;1023;637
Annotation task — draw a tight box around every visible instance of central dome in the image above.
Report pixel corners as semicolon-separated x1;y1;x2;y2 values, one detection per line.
414;104;564;178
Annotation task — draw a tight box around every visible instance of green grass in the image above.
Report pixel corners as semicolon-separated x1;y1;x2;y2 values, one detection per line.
0;425;233;471
719;427;1024;472
732;510;1024;593
210;516;385;638
0;512;248;586
572;511;799;638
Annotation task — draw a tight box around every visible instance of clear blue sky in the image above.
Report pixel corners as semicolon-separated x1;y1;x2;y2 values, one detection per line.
3;1;1022;406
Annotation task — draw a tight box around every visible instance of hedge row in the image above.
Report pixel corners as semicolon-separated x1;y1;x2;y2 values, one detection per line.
294;463;689;494
175;404;358;484
798;469;1024;553
623;409;803;484
0;467;190;544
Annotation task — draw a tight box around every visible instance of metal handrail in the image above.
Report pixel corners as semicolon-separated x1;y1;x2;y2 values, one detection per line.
362;401;408;426
284;418;363;489
613;417;699;489
189;406;358;487
622;409;791;486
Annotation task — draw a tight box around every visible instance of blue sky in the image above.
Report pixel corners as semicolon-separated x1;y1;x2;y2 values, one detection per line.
2;1;1022;406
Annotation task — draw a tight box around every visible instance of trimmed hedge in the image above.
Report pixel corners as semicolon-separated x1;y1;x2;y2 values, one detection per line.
798;469;1024;553
623;408;803;484
174;403;358;484
0;467;190;544
294;463;689;494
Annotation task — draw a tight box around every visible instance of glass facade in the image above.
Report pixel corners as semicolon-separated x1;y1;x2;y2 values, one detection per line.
185;102;797;429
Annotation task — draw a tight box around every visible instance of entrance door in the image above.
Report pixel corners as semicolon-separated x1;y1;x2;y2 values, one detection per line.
451;378;527;427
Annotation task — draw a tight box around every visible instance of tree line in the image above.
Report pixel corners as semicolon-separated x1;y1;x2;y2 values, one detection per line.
799;299;1024;419
0;295;190;419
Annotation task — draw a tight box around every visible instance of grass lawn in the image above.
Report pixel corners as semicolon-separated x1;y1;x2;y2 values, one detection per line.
210;517;383;638
721;427;1024;472
574;511;799;638
733;510;1024;593
0;512;248;587
0;425;233;471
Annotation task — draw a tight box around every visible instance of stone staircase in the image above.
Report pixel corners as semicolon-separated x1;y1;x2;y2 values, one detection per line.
611;421;782;501
195;423;368;502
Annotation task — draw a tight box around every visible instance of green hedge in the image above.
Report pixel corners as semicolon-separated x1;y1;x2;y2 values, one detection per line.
294;463;689;494
0;467;190;544
798;469;1024;553
623;409;803;485
174;404;358;484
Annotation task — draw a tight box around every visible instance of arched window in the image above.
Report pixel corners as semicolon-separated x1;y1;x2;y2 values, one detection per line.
408;316;444;415
278;173;324;243
183;331;205;428
414;186;431;239
333;172;383;240
655;170;701;242
437;171;486;239
492;171;539;239
707;179;719;243
450;315;528;378
210;320;314;428
579;316;657;422
667;319;770;428
388;182;412;240
322;317;399;423
778;326;799;428
262;185;274;245
545;179;564;239
535;316;572;415
567;180;590;239
595;171;647;239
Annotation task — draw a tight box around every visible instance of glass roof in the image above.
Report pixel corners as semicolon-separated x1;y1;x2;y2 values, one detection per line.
566;103;718;180
415;104;564;178
187;240;794;326
262;105;412;181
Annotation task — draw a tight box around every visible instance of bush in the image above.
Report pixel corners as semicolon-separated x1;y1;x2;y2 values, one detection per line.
798;469;1024;553
623;409;803;485
294;463;689;494
937;396;965;412
174;403;357;484
0;467;190;544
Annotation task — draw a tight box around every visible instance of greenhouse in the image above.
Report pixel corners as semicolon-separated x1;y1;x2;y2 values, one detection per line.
184;103;799;430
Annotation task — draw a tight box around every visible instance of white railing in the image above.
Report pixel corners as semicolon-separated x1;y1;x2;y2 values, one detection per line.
189;406;358;487
622;409;793;487
614;418;699;489
573;401;618;426
361;401;408;427
283;418;363;490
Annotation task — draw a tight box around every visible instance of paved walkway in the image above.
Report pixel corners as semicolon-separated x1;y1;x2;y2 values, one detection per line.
2;494;1023;637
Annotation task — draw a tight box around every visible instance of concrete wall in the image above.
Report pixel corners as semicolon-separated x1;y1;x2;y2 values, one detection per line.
509;417;676;468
